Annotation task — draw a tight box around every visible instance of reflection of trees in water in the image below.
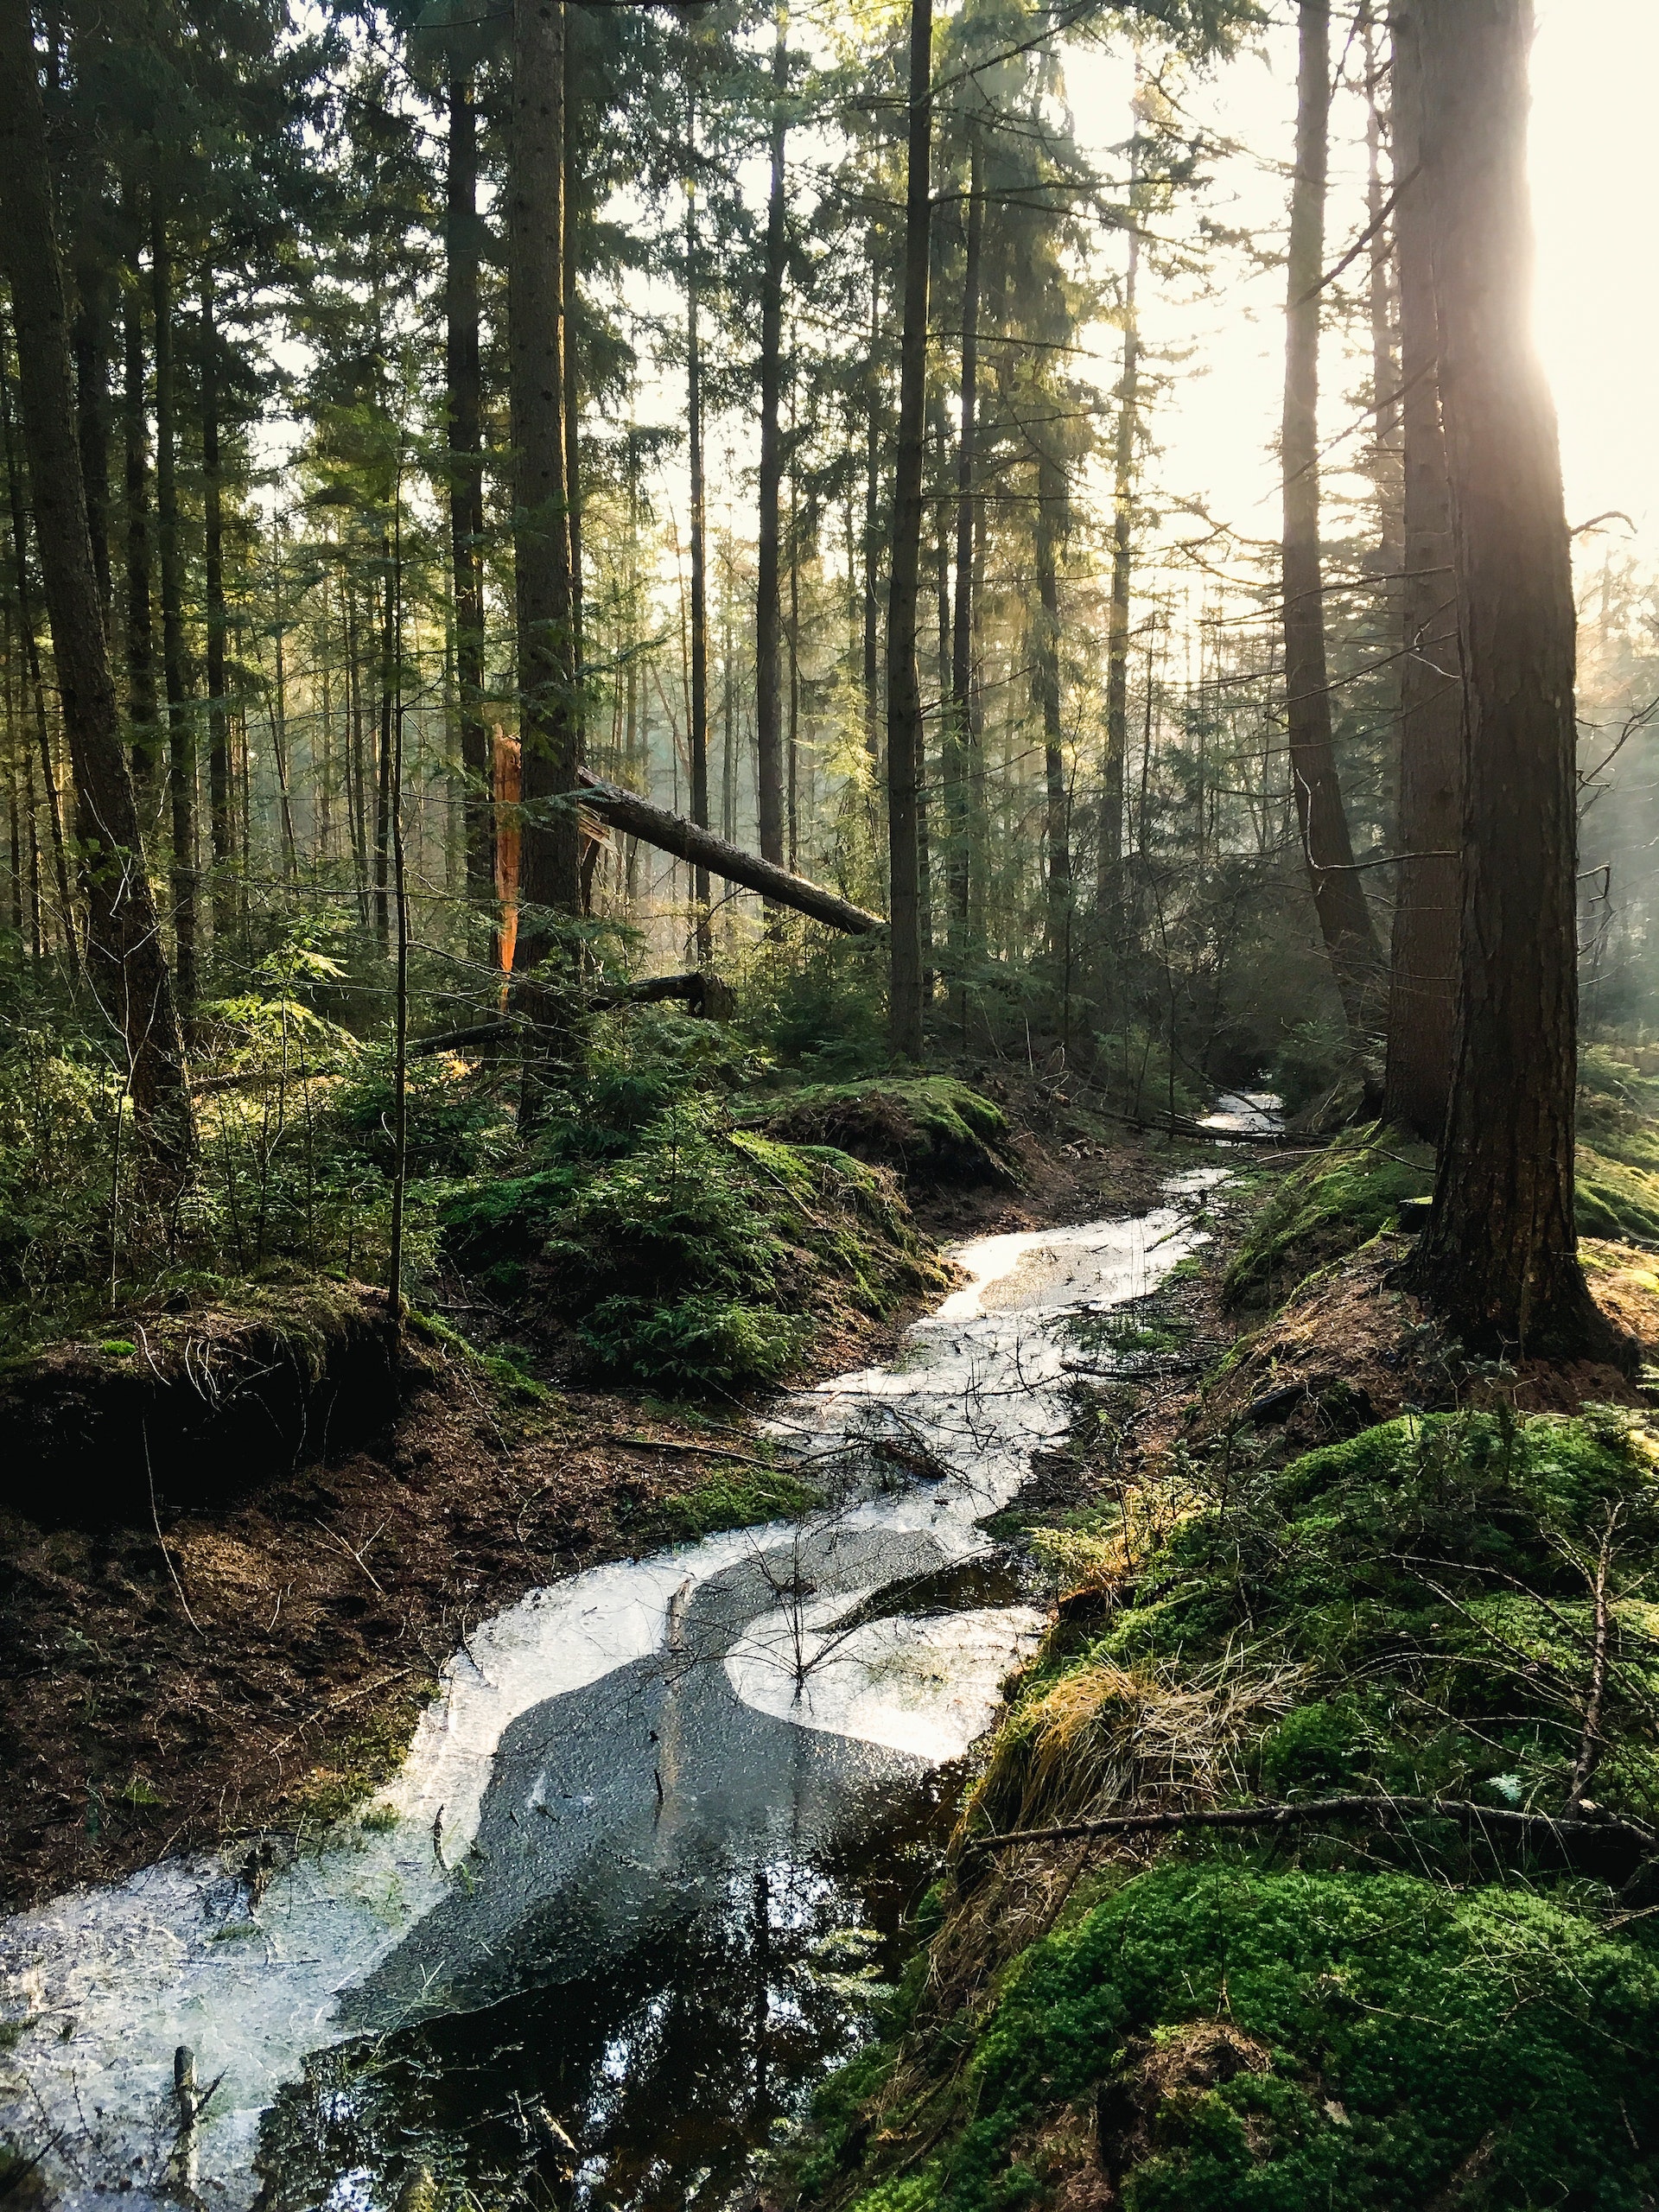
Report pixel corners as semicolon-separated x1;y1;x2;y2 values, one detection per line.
251;1812;938;2212
253;1219;1180;2208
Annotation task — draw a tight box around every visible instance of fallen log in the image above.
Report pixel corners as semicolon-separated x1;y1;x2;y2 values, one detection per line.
575;767;885;936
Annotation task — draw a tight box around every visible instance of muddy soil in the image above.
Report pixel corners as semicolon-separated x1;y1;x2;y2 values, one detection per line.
0;1116;1182;1916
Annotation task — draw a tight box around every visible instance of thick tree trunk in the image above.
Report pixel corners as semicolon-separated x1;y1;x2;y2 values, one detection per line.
508;0;581;963
201;265;232;944
1382;3;1460;1140
944;130;982;972
1;333;79;978
119;179;156;803
1407;0;1613;1360
151;203;195;1013
1035;447;1071;967
71;224;112;632
885;0;933;1061
863;249;881;784
1281;0;1383;1042
0;15;192;1165
446;67;492;935
686;124;710;958
753;16;788;868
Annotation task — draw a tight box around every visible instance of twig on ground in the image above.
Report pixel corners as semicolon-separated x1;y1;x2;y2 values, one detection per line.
967;1792;1656;1857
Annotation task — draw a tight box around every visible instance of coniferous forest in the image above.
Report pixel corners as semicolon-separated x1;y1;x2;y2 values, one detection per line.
5;0;1659;2204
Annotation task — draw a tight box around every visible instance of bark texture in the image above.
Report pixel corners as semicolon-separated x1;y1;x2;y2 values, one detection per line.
202;267;232;938
0;11;193;1165
686;135;710;956
151;204;195;1011
446;68;492;930
753;16;789;868
1098;120;1141;952
575;769;882;936
508;0;581;966
1034;447;1071;968
885;0;933;1060
1382;2;1460;1139
1407;0;1613;1359
1281;0;1383;1040
944;130;982;970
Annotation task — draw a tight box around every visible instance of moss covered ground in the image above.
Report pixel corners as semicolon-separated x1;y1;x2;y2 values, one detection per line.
785;1403;1659;2212
783;1061;1659;2212
1224;1046;1659;1311
743;1076;1020;1189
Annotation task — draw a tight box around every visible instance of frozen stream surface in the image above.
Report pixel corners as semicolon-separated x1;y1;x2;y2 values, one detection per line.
0;1170;1224;2210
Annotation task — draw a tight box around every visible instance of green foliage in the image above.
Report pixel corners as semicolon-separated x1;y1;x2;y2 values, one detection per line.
1266;1014;1351;1116
445;1077;944;1393
1223;1125;1432;1306
643;1463;825;1542
1005;1406;1659;1837
905;1865;1659;2212
746;1077;1018;1187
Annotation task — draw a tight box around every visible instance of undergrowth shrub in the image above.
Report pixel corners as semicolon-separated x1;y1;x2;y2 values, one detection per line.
444;1086;944;1391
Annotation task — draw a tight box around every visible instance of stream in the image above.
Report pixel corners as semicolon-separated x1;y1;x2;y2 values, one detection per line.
0;1166;1231;2210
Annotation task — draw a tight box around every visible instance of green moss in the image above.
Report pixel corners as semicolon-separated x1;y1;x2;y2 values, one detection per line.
1225;1065;1659;1306
744;1077;1019;1188
900;1865;1659;2212
643;1464;823;1541
447;1095;944;1394
1223;1126;1433;1306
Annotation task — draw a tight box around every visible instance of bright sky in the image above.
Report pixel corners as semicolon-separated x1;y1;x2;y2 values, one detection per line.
1062;0;1659;584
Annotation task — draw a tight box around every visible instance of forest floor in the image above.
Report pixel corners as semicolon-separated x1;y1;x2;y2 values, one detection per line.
772;1102;1659;2212
0;1084;1181;1916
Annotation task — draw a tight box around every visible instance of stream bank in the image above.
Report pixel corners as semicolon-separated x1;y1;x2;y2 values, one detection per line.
0;1102;1179;1920
773;1090;1659;2212
0;1122;1243;2208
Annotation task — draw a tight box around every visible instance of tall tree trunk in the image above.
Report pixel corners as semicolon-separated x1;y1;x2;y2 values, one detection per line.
0;15;192;1165
753;14;788;868
1406;0;1612;1362
686;115;710;959
1035;445;1071;967
375;553;393;948
446;66;493;938
201;264;232;944
151;200;195;1014
1098;111;1141;973
945;129;982;973
1281;0;1382;1042
508;0;580;964
72;219;112;632
863;246;881;784
1382;3;1460;1139
1;331;79;978
1362;1;1403;576
120;178;156;804
787;410;800;874
885;0;933;1060
563;77;583;734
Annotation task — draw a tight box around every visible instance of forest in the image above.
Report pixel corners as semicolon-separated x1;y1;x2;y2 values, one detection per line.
3;0;1659;2204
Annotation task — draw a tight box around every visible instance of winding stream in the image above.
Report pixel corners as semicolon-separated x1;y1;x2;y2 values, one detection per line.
0;1169;1227;2209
